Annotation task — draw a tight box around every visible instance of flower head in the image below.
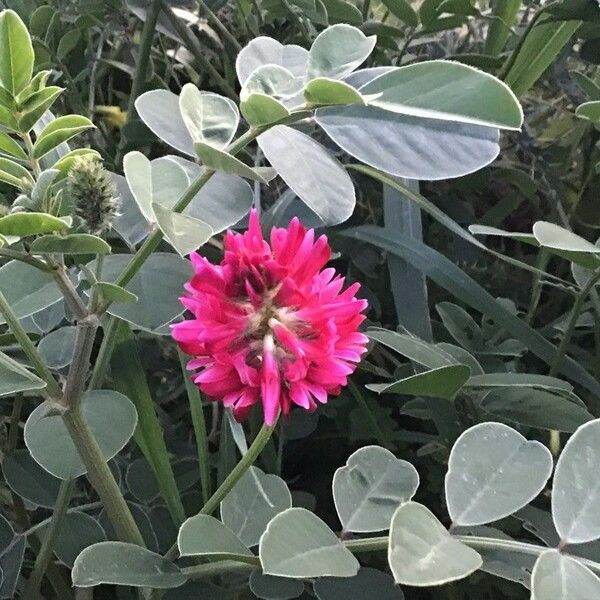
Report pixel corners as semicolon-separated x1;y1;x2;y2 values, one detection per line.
172;210;368;425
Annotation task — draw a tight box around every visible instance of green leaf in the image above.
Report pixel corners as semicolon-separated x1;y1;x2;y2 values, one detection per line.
194;141;275;183
178;515;253;558
533;221;600;268
56;29;81;60
380;0;419;26
30;233;111;255
307;24;376;80
250;571;304;600
484;0;520;55
259;507;359;578
343;226;600;397
51;148;101;180
123;150;153;221
333;445;419;533
446;422;553;527
240;93;290;127
479;387;594;433
0;131;25;159
152;203;213;257
0;260;61;324
531;550;600;600
304;78;365;106
571;71;600;101
242;65;303;102
388;501;481;585
552;419;600;544
360;61;522;130
0;105;19;132
0;9;34;96
466;373;573;392
313;568;402;600
468;224;538;245
0;156;33;188
37;512;105;568
72;541;186;588
0;212;68;236
576;100;600;122
504;18;581;97
258;125;355;225
179;84;239;150
367;365;470;399
93;282;138;304
2;449;61;507
86;253;192;333
221;466;292;547
24;390;138;479
367;328;457;369
0;349;46;395
37;325;77;370
32;114;95;159
320;0;363;25
17;86;63;132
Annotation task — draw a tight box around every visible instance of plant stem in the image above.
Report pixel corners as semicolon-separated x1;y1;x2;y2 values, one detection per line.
22;479;75;600
197;0;242;53
62;406;145;546
47;260;88;320
88;315;119;390
179;349;211;504
0;248;50;271
525;248;550;325
0;289;62;400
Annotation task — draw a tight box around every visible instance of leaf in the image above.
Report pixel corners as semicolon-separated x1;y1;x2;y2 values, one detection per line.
0;9;34;96
314;567;404;600
51;148;100;180
484;0;520;55
30;233;111;255
17;86;63;132
152;203;213;258
250;571;304;600
367;365;471;399
388;502;482;585
2;449;61;508
0;212;68;236
135;89;195;156
0;157;33;188
316;106;500;180
571;72;600;101
361;61;522;130
56;28;80;60
0;260;61;324
32;115;94;159
333;445;419;533
367;327;456;369
221;466;292;547
242;65;303;104
468;224;538;245
533;221;600;268
0;535;25;598
86;253;192;333
93;282;138;304
553;419;600;544
320;0;363;25
504;19;581;97
259;508;359;578
0;350;46;396
343;226;600;397
479;388;593;433
531;550;600;600
466;373;573;392
37;325;77;369
194;141;275;183
178;515;252;558
240;93;290;126
72;541;186;588
38;511;105;567
24;390;138;479
445;422;553;527
258;125;355;225
576;100;600;122
304;78;365;106
307;24;376;80
236;37;308;85
179;84;239;150
0;131;25;159
123;150;153;221
380;0;419;26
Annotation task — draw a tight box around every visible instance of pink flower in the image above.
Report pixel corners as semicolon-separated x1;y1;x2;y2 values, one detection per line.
172;210;368;425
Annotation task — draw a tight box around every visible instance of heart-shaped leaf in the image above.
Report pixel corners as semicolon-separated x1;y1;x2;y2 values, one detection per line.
553;419;600;544
177;515;252;558
259;508;359;578
333;445;419;533
221;466;292;547
445;422;553;526
25;390;137;479
388;502;481;586
531;550;600;599
72;541;186;588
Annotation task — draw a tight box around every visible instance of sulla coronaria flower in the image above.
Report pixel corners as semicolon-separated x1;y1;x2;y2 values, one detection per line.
172;210;368;425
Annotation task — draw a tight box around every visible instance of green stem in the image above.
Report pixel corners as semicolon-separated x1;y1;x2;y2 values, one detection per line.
0;248;50;271
196;0;242;53
62;406;145;546
179;349;211;504
0;289;62;400
88;315;119;390
47;260;88;320
22;479;75;600
525;248;550;325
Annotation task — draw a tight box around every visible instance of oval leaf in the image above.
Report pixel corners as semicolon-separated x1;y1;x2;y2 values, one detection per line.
32;115;94;159
30;233;110;255
0;10;34;95
178;515;252;558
